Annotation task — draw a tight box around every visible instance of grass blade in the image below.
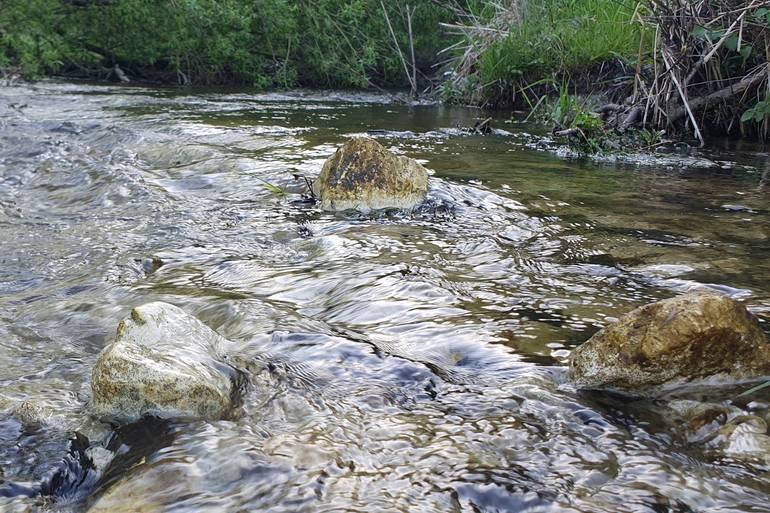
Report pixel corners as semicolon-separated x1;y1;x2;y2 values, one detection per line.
736;379;770;398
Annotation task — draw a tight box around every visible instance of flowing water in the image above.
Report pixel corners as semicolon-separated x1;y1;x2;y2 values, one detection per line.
1;82;769;513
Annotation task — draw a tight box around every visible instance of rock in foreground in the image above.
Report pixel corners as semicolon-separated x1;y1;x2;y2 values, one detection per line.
568;292;770;395
91;302;239;423
313;137;428;211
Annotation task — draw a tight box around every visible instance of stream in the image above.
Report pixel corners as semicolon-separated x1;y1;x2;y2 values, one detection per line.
1;81;770;512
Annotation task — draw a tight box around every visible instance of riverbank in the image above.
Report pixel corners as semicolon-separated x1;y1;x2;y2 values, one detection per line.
441;0;769;145
2;1;768;144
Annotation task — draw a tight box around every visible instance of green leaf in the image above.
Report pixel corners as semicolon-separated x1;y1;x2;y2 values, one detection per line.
754;7;770;24
741;99;770;124
741;109;755;123
262;182;286;197
737;380;770;398
740;45;752;60
691;25;709;40
724;33;739;51
694;26;725;42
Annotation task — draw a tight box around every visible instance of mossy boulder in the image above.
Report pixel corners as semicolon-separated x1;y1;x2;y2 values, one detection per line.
568;292;770;395
313;137;428;211
91;302;240;423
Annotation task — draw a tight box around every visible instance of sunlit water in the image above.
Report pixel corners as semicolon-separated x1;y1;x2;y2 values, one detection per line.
1;82;769;512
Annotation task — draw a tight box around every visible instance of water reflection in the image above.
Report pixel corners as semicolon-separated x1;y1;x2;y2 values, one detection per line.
0;82;769;512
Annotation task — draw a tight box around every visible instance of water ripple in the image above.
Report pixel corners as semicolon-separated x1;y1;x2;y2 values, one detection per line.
1;82;769;512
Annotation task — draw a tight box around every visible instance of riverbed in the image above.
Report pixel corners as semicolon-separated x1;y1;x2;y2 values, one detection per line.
1;82;769;512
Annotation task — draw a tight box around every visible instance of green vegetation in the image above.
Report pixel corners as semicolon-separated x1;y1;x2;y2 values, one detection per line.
635;1;770;141
540;84;610;155
442;0;643;107
2;0;766;141
0;0;84;77
532;82;665;156
481;0;640;93
1;0;641;93
0;0;453;89
445;0;768;141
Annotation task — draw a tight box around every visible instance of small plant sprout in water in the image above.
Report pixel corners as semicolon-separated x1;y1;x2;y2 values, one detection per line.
257;175;317;202
257;178;286;197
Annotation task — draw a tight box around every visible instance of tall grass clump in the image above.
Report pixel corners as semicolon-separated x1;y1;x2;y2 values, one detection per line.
441;0;643;106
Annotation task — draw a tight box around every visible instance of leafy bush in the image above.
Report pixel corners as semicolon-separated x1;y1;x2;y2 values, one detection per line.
0;0;454;88
0;0;83;77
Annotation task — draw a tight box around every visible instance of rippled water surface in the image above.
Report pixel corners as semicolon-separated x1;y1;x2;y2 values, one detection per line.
1;82;770;512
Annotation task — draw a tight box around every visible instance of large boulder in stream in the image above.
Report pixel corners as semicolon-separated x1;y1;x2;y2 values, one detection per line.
568;292;770;395
313;137;429;211
91;302;240;423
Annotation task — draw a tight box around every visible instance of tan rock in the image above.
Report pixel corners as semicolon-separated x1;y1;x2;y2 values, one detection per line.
313;137;428;211
91;302;239;423
568;292;770;395
88;472;166;513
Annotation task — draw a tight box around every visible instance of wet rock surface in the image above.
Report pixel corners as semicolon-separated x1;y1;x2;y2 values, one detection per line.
568;292;770;394
313;137;428;211
91;302;242;423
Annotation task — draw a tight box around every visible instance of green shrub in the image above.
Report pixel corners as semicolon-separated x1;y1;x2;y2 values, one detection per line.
0;0;80;77
0;0;454;88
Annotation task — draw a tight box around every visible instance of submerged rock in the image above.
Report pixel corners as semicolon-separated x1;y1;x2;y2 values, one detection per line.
10;401;54;427
87;417;175;513
313;137;428;211
91;302;240;423
568;292;770;395
88;477;164;513
664;400;770;464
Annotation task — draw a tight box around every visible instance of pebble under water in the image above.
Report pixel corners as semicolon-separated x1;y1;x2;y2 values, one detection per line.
1;82;770;512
